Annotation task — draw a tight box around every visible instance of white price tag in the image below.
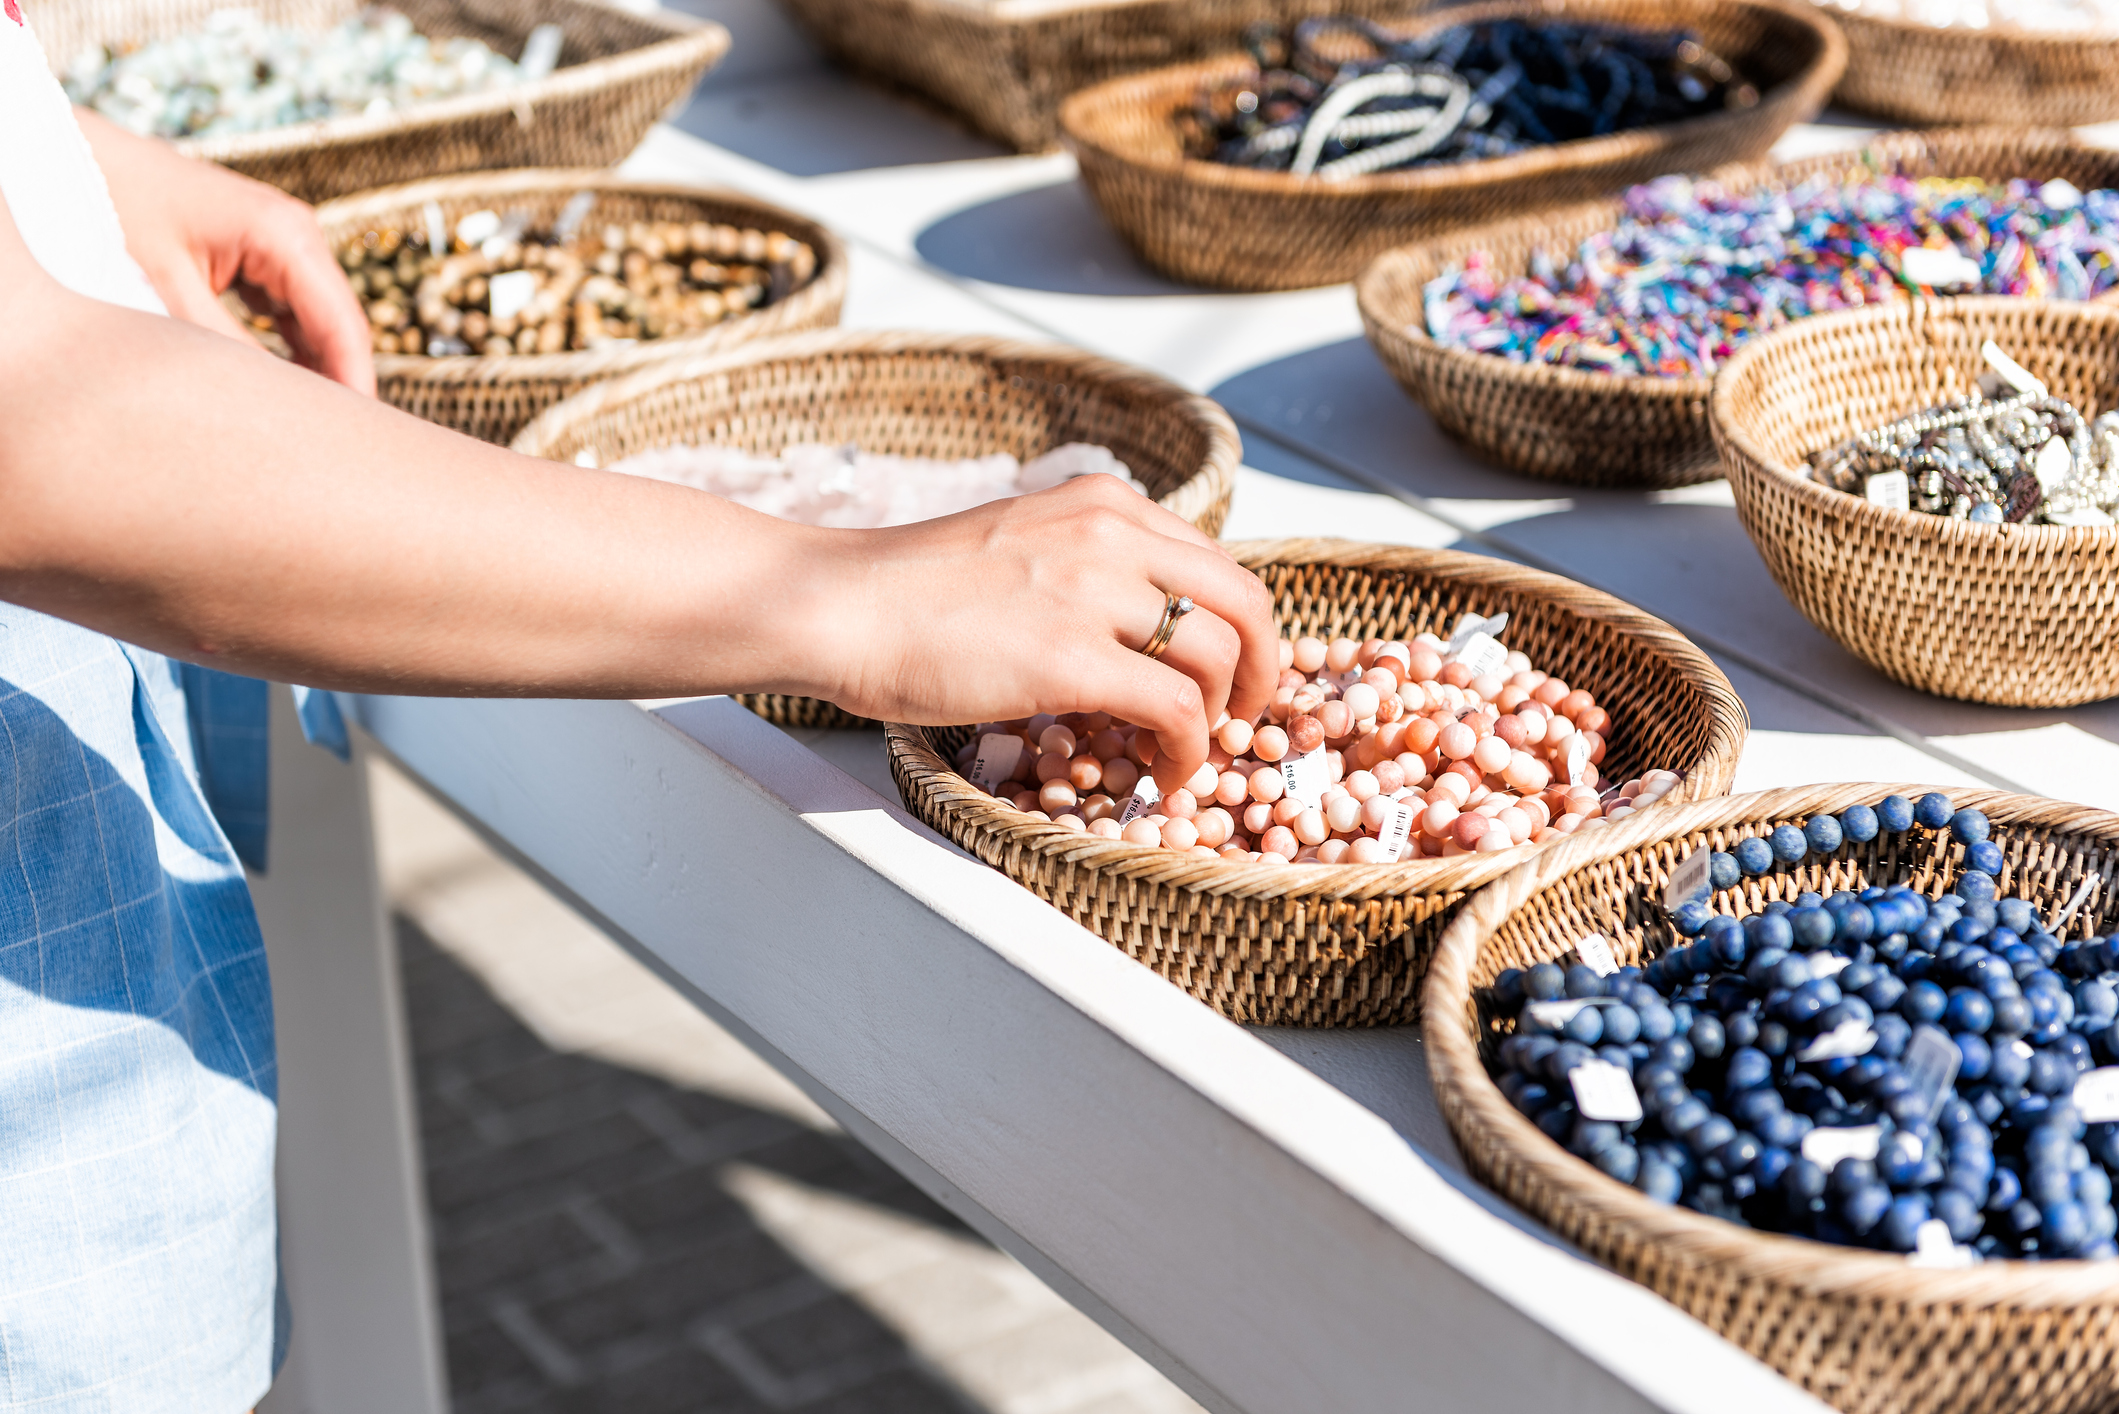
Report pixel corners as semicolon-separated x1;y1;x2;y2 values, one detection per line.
518;21;565;80
1899;245;1983;289
1802;1124;1882;1167
2041;178;2084;210
1377;800;1416;862
1280;747;1330;809
1904;1025;1961;1124
1663;848;1712;912
1908;1218;1979;1269
1575;933;1619;977
1116;776;1162;828
967;733;1025;795
2034;437;2075;496
455;208;502;249
1565;733;1591;788
423;199;450;256
1445;612;1509;658
1795;1019;1878;1063
1864;470;1909;512
1524;997;1613;1028
1450;632;1508;680
1569;1059;1642;1123
1982;338;2048;397
488;269;538;322
2075;1067;2119;1123
1809;953;1853;980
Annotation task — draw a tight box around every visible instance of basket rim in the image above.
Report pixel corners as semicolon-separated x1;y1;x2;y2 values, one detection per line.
883;536;1749;904
315;169;849;384
1352;125;2104;412
1831;1;2119;47
163;10;727;163
1056;0;1846;200
1710;294;2119;549
1422;782;2119;1307
505;325;1244;475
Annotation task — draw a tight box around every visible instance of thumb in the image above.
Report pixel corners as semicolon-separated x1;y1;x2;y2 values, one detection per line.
149;257;268;353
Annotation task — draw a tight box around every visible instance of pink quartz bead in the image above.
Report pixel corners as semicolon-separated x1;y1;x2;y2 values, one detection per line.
1011;790;1039;812
1068;757;1102;792
1261;825;1298;858
1028;712;1058;740
1035;753;1071;784
1437;723;1477;760
1101;757;1140;798
1315;701;1353;740
1089;818;1122;838
1361;666;1399;695
1278;638;1296;671
1039;724;1077;758
1342;683;1380;721
1372;760;1406;793
1469;673;1506;702
1453;813;1490;848
1498;807;1532;844
1121;818;1161;846
1161;818;1200;850
1316;839;1350;864
1421;800;1459;838
1471;735;1511;774
1345;769;1380;802
1251;725;1289;763
1325;794;1362;833
1185;761;1220;797
1474;829;1515;853
1242;800;1274;834
1348;836;1389;863
1360;795;1393;832
1090;728;1128;760
1555;813;1583;833
1215;770;1249;807
1054;814;1086;832
1162;788;1199;821
1325;638;1360;674
1272;797;1305;827
1196;807;1234;849
1292;636;1327;673
1218;718;1254;756
1248;767;1285;803
1503;752;1549;793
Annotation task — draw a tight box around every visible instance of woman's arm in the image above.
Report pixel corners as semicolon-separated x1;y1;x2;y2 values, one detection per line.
0;192;1273;790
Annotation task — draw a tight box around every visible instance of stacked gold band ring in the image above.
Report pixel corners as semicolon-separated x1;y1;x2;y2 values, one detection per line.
1140;593;1193;660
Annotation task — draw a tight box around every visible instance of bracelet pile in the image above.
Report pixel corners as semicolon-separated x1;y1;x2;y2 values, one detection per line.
1184;16;1753;181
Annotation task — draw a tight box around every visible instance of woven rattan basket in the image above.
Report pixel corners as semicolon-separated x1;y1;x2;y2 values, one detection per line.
511;328;1241;729
45;0;727;204
1831;7;2119;128
1424;784;2119;1414
1059;0;1843;292
1357;127;2119;489
1712;297;2119;709
770;0;1443;154
884;538;1747;1025
317;170;847;446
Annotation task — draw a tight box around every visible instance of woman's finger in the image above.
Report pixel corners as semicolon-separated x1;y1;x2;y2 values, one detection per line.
1116;532;1278;727
242;207;376;396
1073;643;1214;794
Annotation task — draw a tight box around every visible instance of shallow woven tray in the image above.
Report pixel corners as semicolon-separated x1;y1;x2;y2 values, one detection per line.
317;170;847;446
1832;7;2119;128
1712;297;2119;709
884;538;1747;1025
770;0;1444;154
43;0;727;204
1059;0;1843;292
1357;127;2119;489
1425;784;2119;1414
510;328;1241;729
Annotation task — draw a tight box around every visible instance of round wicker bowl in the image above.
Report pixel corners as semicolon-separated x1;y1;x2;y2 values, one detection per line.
884;538;1748;1026
1712;297;2119;709
44;0;729;204
1058;0;1844;292
1831;7;2119;128
1424;784;2119;1414
1356;127;2119;489
511;328;1242;730
316;170;847;445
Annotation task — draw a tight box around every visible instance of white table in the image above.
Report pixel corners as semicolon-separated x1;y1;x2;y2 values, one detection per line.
255;23;2119;1414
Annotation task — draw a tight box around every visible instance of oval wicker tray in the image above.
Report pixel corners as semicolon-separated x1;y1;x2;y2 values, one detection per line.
1059;0;1844;292
45;0;728;205
1831;6;2119;128
884;538;1748;1026
1712;296;2119;709
1424;784;2119;1414
1356;127;2119;489
317;170;847;447
510;328;1242;730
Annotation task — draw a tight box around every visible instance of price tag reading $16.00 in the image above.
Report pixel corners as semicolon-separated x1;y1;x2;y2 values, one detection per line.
1280;747;1330;809
1575;932;1619;977
1569;1059;1642;1123
1377;799;1416;862
1116;775;1162;828
967;733;1025;795
1450;632;1508;680
1663;848;1712;912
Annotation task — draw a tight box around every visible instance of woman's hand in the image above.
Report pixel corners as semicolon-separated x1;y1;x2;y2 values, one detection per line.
815;475;1279;792
74;109;375;395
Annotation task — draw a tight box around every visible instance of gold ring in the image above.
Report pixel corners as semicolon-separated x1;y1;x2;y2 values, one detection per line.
1140;593;1194;661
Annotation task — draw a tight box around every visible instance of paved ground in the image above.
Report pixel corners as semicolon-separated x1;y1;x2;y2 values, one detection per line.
372;758;1202;1414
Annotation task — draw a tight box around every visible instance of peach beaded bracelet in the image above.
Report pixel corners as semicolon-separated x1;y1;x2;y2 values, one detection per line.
951;620;1683;865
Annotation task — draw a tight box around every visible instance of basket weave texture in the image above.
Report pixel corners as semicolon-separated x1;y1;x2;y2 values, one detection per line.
43;0;728;204
1059;0;1844;293
1424;784;2119;1414
885;538;1747;1025
510;328;1242;730
317;170;847;446
1832;7;2119;128
1712;296;2119;709
768;0;1444;154
1357;127;2119;489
